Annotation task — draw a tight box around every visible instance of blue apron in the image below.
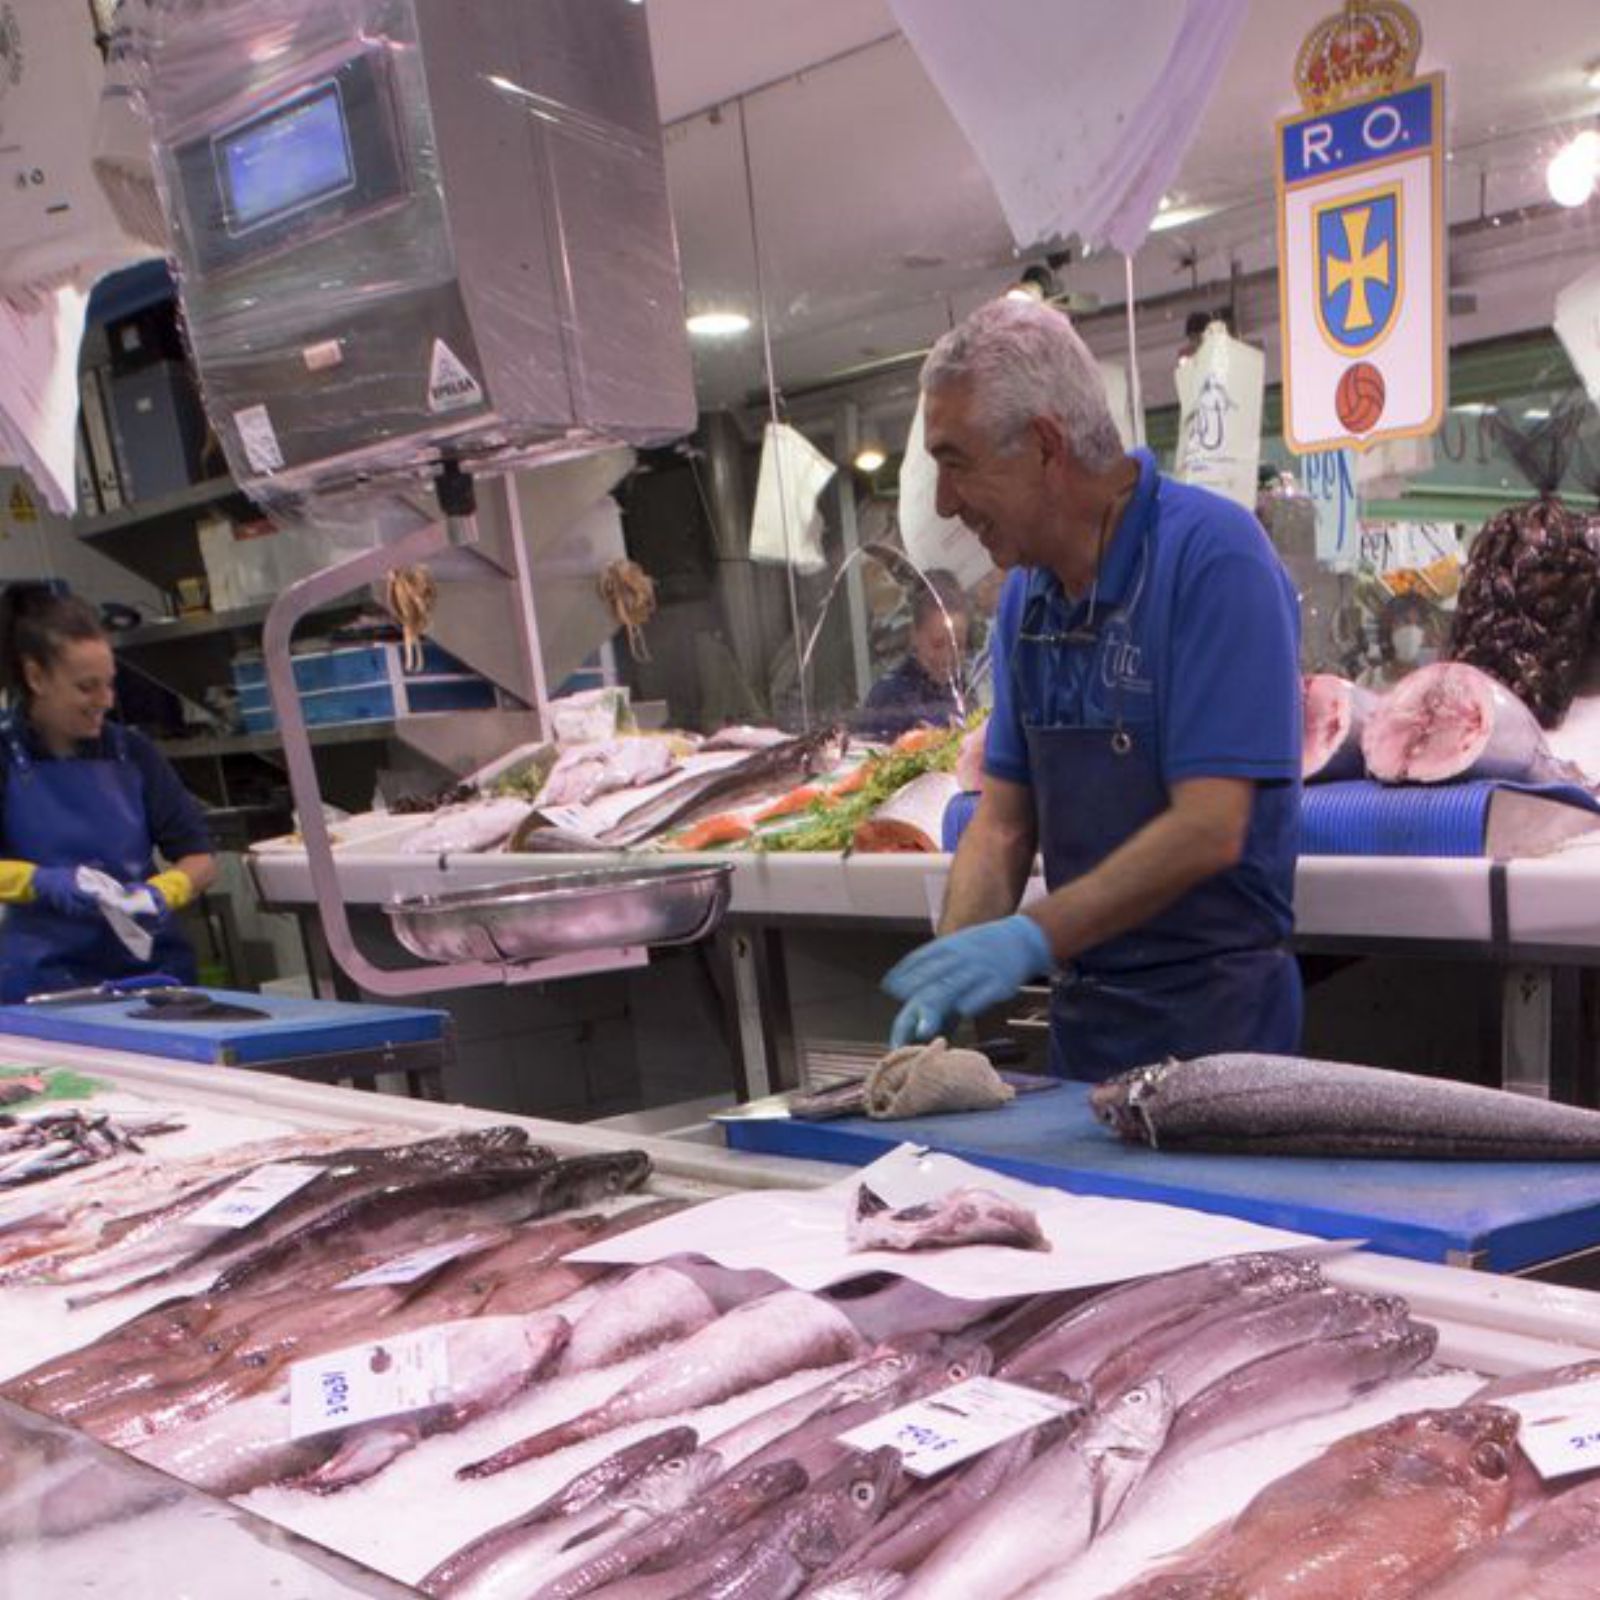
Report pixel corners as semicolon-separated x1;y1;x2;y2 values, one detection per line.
1017;493;1301;1081
0;715;196;1003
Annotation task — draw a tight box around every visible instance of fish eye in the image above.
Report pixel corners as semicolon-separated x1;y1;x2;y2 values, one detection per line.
664;1456;688;1473
1471;1443;1510;1480
947;1360;971;1380
851;1481;877;1507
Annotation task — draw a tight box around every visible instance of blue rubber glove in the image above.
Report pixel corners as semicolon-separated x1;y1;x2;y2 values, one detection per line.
884;914;1054;1048
30;866;102;920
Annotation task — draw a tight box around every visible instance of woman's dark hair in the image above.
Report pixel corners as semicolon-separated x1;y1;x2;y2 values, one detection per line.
909;568;969;632
0;584;106;700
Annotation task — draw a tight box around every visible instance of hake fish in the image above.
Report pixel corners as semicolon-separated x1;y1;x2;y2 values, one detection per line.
457;1289;868;1477
894;1380;1174;1600
846;1184;1049;1254
1108;1406;1520;1600
1361;660;1588;785
1092;1052;1600;1159
419;1427;702;1598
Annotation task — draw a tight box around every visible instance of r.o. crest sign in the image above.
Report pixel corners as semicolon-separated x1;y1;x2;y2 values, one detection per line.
1276;3;1445;453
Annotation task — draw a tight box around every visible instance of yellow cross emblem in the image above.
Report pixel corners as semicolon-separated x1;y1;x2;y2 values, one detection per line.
1325;207;1391;332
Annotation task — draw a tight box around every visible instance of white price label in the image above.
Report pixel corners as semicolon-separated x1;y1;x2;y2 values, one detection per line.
337;1233;496;1289
288;1326;453;1441
838;1376;1075;1478
1506;1376;1600;1480
187;1163;322;1230
537;804;603;838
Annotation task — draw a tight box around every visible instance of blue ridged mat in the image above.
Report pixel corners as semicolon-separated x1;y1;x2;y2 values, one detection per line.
1299;779;1600;857
943;782;1600;859
0;989;447;1066
721;1085;1600;1270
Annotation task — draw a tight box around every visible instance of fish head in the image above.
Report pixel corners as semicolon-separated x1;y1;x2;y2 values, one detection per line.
1387;1406;1520;1519
561;1150;652;1206
622;1444;725;1516
1089;1063;1170;1144
1086;1378;1176;1535
839;1343;931;1403
941;1337;994;1384
586;1424;700;1498
794;1447;903;1569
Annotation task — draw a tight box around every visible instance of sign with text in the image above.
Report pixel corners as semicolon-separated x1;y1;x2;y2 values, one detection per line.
1277;75;1446;453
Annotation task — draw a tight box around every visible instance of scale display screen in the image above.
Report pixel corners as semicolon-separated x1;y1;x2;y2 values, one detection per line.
216;82;356;234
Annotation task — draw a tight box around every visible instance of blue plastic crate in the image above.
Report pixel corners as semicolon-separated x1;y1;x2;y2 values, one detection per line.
234;673;497;732
231;640;466;695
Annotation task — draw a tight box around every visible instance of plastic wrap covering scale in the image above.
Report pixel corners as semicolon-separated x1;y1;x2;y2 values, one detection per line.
136;0;695;507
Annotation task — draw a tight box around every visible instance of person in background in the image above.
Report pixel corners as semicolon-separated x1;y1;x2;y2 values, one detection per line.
858;568;970;741
1358;591;1445;689
882;298;1302;1080
0;585;216;1002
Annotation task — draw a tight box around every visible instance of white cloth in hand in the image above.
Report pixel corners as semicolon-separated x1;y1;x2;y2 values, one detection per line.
74;868;157;961
864;1036;1016;1120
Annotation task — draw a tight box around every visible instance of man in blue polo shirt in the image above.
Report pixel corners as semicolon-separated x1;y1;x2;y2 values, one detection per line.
883;298;1301;1080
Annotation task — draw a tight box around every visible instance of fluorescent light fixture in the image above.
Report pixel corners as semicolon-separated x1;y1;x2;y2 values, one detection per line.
1546;129;1600;208
1523;407;1551;421
1148;201;1220;233
1587;61;1600;90
853;446;888;474
686;311;752;337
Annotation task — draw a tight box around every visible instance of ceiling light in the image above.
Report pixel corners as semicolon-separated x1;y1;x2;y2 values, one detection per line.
1149;201;1221;233
1587;61;1600;91
1523;407;1551;421
686;311;751;337
853;446;888;474
1546;129;1600;208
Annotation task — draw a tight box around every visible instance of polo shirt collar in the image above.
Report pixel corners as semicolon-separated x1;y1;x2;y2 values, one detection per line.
1024;448;1158;621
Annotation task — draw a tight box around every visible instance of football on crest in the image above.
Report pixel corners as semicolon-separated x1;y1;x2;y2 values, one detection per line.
1335;362;1386;434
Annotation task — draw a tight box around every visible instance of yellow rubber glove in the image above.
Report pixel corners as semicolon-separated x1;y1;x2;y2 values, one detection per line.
147;869;196;912
0;861;38;904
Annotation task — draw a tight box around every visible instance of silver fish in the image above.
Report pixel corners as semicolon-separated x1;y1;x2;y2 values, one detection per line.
1303;674;1379;781
1000;1254;1323;1381
807;1577;907;1600
1088;1286;1408;1410
895;1380;1174;1600
1362;661;1588;785
558;1263;721;1374
1142;1320;1438;1492
596;729;847;848
419;1428;701;1597
458;1290;868;1478
530;1458;809;1599
688;1447;902;1600
1092;1053;1600;1158
847;1185;1049;1254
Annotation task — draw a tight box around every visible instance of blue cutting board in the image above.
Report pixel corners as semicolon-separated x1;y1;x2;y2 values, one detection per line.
722;1086;1600;1271
0;989;447;1066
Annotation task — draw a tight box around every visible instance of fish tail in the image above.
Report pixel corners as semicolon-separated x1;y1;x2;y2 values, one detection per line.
456;1415;601;1479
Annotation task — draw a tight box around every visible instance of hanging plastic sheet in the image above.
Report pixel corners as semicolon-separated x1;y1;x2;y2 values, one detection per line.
750;421;835;575
1174;320;1264;510
886;0;1247;254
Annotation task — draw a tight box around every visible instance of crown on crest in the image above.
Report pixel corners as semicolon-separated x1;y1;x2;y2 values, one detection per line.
1293;1;1422;112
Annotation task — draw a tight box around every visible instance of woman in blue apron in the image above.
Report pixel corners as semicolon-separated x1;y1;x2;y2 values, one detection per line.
883;297;1302;1080
0;585;216;1003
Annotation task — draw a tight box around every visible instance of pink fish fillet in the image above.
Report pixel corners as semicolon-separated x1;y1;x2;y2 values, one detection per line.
1302;675;1376;781
1362;663;1587;786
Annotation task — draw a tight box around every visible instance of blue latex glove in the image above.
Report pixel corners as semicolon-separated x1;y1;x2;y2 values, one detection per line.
884;914;1054;1048
30;866;102;920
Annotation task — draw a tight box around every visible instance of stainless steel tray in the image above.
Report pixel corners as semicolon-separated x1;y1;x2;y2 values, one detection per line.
385;864;734;964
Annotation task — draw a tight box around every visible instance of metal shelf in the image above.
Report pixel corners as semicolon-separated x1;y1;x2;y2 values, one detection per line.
158;721;398;761
74;477;253;590
113;598;364;650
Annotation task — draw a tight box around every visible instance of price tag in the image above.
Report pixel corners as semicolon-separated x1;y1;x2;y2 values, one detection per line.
1300;448;1358;571
187;1163;322;1230
838;1376;1075;1478
288;1326;453;1441
1504;1376;1600;1480
537;804;604;838
337;1233;496;1289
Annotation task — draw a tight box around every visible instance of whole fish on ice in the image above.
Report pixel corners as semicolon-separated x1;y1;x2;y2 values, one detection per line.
846;1184;1049;1253
1302;674;1377;781
1092;1052;1600;1158
1108;1405;1520;1599
1361;661;1589;786
1415;1475;1600;1598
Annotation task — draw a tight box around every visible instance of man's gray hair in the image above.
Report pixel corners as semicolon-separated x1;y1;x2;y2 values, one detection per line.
920;298;1125;474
